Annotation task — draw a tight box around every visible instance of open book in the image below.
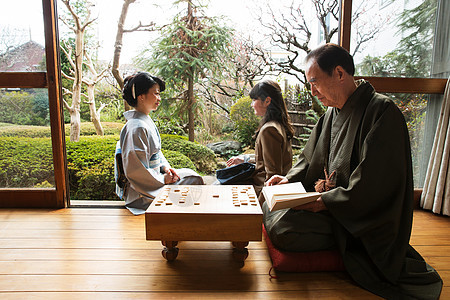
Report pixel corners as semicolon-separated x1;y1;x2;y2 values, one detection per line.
262;182;321;212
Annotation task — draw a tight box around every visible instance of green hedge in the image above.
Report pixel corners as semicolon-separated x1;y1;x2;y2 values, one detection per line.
67;122;124;136
162;149;196;170
0;122;124;138
68;136;200;200
0;137;54;187
0;134;204;200
0;124;51;138
161;134;217;174
66;136;118;200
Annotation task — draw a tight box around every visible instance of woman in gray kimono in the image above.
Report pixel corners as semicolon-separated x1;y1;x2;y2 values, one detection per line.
117;72;203;215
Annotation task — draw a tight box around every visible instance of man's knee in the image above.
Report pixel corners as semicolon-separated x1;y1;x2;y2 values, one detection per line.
263;206;336;252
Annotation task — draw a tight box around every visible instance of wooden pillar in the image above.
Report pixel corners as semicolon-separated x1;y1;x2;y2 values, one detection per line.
42;0;69;208
339;0;352;51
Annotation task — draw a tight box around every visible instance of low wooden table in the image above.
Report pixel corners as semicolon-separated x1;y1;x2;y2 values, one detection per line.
145;185;263;262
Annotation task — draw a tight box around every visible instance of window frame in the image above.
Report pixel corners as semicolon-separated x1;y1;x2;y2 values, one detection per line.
339;0;446;94
0;0;68;208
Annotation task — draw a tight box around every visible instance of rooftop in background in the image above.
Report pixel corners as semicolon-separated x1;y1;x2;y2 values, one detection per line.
0;40;45;72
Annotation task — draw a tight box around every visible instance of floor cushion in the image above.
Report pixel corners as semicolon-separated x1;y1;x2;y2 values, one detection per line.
263;224;345;272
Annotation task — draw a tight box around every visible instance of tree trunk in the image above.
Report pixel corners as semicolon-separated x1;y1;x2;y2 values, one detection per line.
69;105;81;142
186;2;195;142
209;102;212;134
87;84;104;136
112;0;135;112
69;22;85;142
70;62;82;142
61;0;97;142
187;75;195;142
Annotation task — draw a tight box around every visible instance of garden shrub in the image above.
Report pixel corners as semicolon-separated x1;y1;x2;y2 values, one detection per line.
74;159;115;200
154;118;186;136
161;134;217;174
229;96;260;147
66;135;118;200
0;122;124;138
0;130;211;200
162;149;196;171
0;137;54;187
65;122;124;136
0;125;51;138
0;91;49;126
67;136;199;199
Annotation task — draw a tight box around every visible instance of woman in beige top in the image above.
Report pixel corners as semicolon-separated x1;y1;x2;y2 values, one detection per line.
227;80;294;203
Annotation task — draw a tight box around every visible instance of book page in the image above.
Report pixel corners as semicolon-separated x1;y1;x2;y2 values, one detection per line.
262;182;306;200
262;182;321;212
270;192;321;211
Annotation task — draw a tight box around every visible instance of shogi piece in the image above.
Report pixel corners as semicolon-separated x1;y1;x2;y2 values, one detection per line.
145;185;263;262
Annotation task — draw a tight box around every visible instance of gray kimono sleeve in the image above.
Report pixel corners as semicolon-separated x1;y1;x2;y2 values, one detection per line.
121;126;165;198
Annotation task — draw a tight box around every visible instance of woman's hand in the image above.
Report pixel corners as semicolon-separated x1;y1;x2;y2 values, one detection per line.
291;197;327;212
163;167;179;184
226;156;244;167
265;175;289;186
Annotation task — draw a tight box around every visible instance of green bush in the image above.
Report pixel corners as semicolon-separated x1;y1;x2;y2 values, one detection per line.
0;125;51;138
154;118;187;136
0;122;124;138
229;96;260;146
66;136;118;200
65;122;124;136
74;159;116;200
162;149;196;171
0;133;206;200
0;137;54;187
0;91;49;126
161;134;217;174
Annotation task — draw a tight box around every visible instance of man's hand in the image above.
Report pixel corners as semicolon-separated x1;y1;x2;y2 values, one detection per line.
291;197;327;212
266;175;289;186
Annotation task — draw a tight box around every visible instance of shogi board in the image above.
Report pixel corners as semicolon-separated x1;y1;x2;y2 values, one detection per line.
145;185;263;242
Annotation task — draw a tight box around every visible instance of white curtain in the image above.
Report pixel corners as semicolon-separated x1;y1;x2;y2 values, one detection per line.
421;77;450;216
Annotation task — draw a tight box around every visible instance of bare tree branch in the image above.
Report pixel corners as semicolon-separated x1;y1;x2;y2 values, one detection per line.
123;21;157;33
61;70;75;81
60;41;76;70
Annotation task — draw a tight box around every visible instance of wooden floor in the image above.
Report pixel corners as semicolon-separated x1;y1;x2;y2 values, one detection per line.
0;208;448;299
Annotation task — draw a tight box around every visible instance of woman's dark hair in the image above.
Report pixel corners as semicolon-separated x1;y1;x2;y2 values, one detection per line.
305;43;355;76
249;80;294;140
122;72;166;107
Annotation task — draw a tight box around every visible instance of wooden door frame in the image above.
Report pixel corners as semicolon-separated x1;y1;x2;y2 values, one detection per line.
0;0;67;208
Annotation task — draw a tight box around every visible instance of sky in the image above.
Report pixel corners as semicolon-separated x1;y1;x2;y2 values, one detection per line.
0;0;407;67
0;0;259;63
0;0;46;50
76;0;259;63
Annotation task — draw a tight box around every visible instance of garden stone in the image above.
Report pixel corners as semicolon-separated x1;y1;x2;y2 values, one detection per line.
206;141;242;156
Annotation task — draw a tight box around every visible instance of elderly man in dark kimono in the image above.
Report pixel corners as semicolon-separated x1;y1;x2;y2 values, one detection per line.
264;43;443;299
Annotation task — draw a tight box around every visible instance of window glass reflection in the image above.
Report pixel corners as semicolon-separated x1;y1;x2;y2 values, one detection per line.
0;1;46;72
352;0;437;78
0;88;53;188
387;92;427;187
